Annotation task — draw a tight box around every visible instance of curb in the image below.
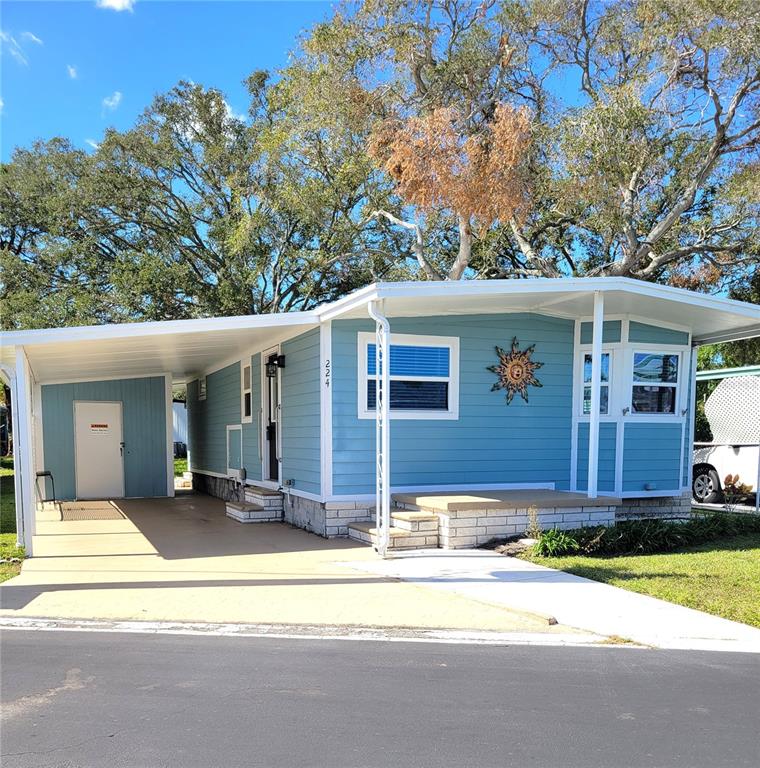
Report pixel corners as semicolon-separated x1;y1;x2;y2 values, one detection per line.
0;616;630;649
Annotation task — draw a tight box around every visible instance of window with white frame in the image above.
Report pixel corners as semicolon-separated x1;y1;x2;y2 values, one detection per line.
581;352;610;415
198;376;207;401
358;333;459;419
241;362;252;423
631;352;679;414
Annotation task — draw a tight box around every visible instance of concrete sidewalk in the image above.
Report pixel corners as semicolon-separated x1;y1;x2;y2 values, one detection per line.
347;550;760;653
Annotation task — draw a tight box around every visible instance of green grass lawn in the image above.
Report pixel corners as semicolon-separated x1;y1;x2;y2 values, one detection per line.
0;456;24;582
174;457;187;477
526;533;760;628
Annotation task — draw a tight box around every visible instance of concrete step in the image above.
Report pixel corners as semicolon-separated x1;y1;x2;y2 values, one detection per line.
225;501;281;523
347;521;438;550
389;510;439;533
244;486;284;510
182;471;193;481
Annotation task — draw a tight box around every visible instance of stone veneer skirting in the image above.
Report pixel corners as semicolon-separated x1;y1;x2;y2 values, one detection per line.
192;472;245;502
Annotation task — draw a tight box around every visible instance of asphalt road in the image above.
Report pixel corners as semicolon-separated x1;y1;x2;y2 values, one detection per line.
1;630;759;768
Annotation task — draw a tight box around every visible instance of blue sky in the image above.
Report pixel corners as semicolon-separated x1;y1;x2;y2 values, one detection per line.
1;0;333;161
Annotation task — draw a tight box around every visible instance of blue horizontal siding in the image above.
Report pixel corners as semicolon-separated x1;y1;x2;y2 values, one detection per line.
187;363;241;476
332;314;575;495
623;423;683;492
628;321;689;346
580;320;622;344
41;376;167;500
575;422;617;493
281;329;321;496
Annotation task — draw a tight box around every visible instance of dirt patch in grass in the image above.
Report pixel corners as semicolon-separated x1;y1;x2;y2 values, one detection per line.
524;534;760;628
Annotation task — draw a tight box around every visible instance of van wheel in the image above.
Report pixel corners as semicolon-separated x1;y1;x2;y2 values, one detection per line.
692;466;722;503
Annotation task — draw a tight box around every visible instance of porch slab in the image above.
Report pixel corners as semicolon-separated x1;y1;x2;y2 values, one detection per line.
393;489;621;513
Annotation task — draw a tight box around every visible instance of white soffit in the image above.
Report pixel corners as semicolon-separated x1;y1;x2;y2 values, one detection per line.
2;319;317;383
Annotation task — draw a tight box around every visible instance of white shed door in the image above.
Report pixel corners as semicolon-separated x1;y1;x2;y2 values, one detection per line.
74;401;125;499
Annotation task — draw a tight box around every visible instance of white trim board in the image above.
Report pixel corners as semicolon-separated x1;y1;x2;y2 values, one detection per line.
164;374;175;497
327;482;557;503
319;321;333;498
38;371;170;387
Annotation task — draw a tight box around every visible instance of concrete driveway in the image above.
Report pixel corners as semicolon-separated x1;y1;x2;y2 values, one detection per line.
0;493;562;634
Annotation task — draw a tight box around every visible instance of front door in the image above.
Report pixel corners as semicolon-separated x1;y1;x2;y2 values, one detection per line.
264;349;280;483
74;401;125;499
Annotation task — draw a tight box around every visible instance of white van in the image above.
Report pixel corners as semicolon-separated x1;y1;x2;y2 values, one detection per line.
692;375;759;504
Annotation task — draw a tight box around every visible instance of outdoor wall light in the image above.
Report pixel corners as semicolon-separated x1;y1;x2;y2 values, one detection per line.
266;355;286;377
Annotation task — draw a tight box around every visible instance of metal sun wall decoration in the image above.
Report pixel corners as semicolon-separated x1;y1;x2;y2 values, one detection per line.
488;337;544;404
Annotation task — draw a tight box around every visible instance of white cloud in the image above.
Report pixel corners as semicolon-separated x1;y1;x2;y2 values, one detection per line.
0;30;28;66
85;139;100;150
21;31;43;45
0;97;4;114
102;90;122;111
96;0;135;11
67;64;78;79
224;100;246;123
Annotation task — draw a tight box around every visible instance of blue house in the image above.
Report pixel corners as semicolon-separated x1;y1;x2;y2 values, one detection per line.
3;278;759;556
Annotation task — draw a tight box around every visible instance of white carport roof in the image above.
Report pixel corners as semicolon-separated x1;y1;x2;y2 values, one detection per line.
320;277;760;345
2;277;758;384
1;312;319;383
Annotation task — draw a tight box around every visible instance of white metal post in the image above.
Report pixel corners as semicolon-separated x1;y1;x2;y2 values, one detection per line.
587;291;604;499
14;347;36;555
367;300;391;557
687;346;698;495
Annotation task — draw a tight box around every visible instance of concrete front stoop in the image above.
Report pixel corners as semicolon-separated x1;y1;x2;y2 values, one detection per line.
347;510;439;550
225;485;284;523
347;490;621;551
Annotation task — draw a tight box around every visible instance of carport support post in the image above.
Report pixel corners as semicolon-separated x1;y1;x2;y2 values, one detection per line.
587;291;604;499
367;300;391;558
15;347;36;555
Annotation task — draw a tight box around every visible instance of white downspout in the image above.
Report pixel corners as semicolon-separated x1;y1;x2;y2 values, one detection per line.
367;300;391;558
587;291;604;499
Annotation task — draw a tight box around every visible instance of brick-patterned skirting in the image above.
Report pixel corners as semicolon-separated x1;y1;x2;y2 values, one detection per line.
616;491;692;521
281;494;373;537
393;502;616;549
193;474;696;547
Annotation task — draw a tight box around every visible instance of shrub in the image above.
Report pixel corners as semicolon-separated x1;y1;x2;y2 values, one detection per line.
533;529;580;557
530;512;760;558
524;505;542;539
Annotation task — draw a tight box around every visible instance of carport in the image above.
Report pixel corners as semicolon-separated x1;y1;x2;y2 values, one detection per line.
0;492;551;633
1;311;317;555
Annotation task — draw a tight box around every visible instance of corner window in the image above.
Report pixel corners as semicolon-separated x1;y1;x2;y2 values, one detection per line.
582;353;610;415
358;332;459;420
631;352;679;414
241;362;252;423
198;376;207;401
